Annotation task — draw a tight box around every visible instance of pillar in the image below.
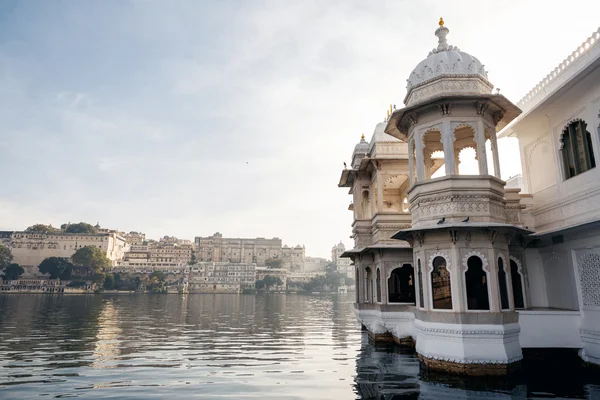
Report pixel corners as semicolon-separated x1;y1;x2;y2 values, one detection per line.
491;134;501;179
487;248;501;312
475;121;489;175
376;171;384;212
408;140;415;184
442;122;456;175
415;132;425;181
424;151;432;180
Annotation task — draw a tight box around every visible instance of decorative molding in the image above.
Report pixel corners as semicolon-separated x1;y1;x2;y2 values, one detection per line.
462;250;490;274
575;249;600;307
449;230;459;244
428;251;452;275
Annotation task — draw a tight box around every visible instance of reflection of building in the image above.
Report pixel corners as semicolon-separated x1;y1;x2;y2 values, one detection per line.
340;20;600;375
7;231;129;275
332;242;353;278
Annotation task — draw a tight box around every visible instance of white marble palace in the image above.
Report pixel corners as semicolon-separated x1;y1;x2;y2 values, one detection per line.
338;19;600;375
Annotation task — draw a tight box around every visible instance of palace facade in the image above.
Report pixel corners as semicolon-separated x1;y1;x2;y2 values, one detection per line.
339;20;600;375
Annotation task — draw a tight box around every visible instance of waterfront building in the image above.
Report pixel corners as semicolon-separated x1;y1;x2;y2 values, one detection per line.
121;231;146;245
339;20;600;375
118;235;192;270
188;261;256;293
331;242;353;278
6;231;129;276
194;232;305;270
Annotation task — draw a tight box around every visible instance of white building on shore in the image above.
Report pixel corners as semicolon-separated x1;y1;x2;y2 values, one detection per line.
339;20;600;375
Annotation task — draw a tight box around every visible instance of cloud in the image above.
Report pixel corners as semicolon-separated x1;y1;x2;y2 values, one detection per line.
0;0;598;257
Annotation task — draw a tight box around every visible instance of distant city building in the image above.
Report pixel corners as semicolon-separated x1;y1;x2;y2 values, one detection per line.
303;256;328;272
121;231;146;245
194;232;305;269
188;262;256;293
331;242;353;278
6;231;129;276
255;267;287;291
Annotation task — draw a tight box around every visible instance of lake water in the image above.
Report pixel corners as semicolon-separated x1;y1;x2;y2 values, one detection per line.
0;294;599;399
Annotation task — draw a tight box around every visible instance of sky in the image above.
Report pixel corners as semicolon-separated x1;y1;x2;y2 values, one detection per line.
0;0;599;258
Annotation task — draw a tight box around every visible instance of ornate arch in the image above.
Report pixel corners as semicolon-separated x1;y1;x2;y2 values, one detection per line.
385;262;413;280
462;250;490;273
428;251;451;275
497;252;508;269
509;255;524;275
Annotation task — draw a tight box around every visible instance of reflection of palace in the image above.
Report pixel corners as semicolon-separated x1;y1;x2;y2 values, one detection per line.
340;19;600;375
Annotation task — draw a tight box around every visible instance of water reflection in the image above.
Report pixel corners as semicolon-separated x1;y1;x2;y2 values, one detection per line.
1;294;600;399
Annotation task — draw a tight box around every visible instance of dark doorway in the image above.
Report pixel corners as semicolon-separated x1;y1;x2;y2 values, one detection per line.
510;259;525;308
388;264;415;304
466;256;490;310
498;257;509;310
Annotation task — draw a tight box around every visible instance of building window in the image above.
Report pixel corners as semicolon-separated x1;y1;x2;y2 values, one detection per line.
375;268;382;303
417;259;424;308
388;264;415;304
431;256;452;309
510;259;525;308
498;257;509;310
465;256;490;310
561;120;595;179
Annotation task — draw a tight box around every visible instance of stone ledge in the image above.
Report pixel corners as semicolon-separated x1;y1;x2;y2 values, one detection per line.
417;354;522;376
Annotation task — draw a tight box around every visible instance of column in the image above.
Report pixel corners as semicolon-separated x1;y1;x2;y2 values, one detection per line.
424;151;432;180
487;249;501;312
475;121;489;175
414;132;425;181
442;122;456;175
376;171;384;212
454;151;461;174
408;140;415;184
491;134;501;179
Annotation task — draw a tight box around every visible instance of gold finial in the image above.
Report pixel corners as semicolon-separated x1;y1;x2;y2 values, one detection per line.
439;17;444;26
361;133;365;140
386;109;390;118
389;104;393;114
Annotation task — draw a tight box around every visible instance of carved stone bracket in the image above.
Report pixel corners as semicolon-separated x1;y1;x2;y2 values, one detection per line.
449;230;459;244
408;113;419;126
438;104;451;116
414;232;425;247
492;110;505;125
488;230;499;244
504;231;516;245
475;101;489;116
465;232;472;247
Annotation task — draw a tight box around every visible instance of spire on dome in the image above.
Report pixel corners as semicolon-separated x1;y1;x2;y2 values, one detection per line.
361;133;365;140
429;18;459;55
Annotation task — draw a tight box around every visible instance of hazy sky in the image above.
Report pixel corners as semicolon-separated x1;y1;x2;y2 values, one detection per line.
1;1;598;258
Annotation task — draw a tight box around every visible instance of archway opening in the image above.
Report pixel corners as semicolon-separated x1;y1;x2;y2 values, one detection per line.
431;256;452;309
365;267;372;303
417;259;424;308
423;130;445;179
510;260;525;308
466;256;490;310
388;264;415;304
498;257;509;310
376;268;381;303
458;147;479;175
355;267;359;303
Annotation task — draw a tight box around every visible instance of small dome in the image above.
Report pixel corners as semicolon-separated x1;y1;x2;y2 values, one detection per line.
351;134;369;168
404;20;493;106
369;122;401;151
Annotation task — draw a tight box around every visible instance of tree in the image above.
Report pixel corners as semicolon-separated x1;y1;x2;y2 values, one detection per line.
0;244;13;271
39;257;73;279
2;263;24;281
263;275;283;290
72;246;109;273
188;253;197;265
265;258;282;269
103;274;115;290
25;224;59;234
150;271;165;282
63;222;97;234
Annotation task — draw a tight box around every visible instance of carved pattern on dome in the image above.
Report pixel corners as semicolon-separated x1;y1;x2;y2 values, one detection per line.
406;78;493;107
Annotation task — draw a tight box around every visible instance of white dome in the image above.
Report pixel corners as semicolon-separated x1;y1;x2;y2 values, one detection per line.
351;135;369;168
404;21;493;106
369;122;401;151
407;50;487;89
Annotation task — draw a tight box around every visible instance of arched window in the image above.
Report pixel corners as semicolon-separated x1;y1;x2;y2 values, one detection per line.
376;268;381;303
388;264;415;304
498;257;509;310
465;256;490;310
561;120;595;179
510;260;525;309
417;259;424;308
431;256;452;309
